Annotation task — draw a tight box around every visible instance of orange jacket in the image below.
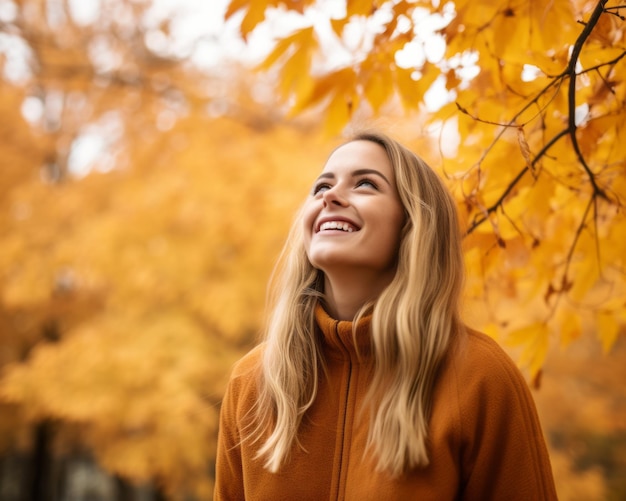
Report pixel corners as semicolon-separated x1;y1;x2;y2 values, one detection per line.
214;305;558;500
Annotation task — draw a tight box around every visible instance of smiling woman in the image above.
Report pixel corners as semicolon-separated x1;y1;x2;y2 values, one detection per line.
302;140;405;320
214;131;558;501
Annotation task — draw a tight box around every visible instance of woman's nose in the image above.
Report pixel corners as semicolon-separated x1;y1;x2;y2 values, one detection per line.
322;185;349;207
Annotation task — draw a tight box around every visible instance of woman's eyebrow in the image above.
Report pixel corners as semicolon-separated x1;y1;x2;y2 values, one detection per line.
315;172;335;181
315;169;391;186
352;168;391;186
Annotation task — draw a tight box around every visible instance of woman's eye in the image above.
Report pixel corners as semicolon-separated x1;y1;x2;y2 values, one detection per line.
312;183;331;195
356;179;378;190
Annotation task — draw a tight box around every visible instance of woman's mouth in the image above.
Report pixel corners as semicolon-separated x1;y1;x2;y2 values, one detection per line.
317;220;359;233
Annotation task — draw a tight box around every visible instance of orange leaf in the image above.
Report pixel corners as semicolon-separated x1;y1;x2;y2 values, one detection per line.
444;69;461;91
224;0;249;20
330;18;349;37
292;67;357;115
240;0;270;40
517;126;534;176
347;0;377;17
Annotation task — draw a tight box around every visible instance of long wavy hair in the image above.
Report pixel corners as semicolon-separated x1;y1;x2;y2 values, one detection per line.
250;130;465;476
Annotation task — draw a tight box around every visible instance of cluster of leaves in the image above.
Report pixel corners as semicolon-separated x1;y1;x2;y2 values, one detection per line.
226;0;626;379
0;0;330;497
0;114;329;500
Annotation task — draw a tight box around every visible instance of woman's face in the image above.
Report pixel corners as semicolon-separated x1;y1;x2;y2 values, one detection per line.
303;140;405;278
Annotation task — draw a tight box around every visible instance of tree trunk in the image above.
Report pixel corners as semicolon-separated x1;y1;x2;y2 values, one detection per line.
28;421;54;501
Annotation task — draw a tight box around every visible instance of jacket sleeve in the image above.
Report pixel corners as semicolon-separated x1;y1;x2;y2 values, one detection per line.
213;370;245;501
458;332;558;501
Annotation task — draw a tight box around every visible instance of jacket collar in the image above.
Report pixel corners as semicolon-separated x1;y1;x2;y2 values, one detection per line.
314;303;372;361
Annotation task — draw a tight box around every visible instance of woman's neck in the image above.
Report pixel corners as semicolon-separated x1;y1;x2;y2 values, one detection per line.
322;269;394;320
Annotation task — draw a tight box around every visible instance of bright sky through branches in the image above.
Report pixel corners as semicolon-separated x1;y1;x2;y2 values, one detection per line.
4;0;476;175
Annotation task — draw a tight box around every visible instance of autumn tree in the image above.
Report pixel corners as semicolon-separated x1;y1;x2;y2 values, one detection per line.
0;0;330;498
225;0;626;377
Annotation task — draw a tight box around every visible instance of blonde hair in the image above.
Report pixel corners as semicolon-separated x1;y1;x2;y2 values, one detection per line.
251;131;465;476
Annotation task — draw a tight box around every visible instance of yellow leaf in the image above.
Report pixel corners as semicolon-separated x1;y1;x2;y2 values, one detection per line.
568;251;601;302
588;7;623;47
559;312;581;347
490;0;576;64
394;64;438;110
529;0;577;52
597;311;620;354
364;68;393;112
324;91;354;136
256;31;301;72
482;322;501;342
531;48;570;75
506;322;549;379
270;27;315;101
291;67;359;132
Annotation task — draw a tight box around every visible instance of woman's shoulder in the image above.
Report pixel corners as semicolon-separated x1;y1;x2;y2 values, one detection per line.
456;327;521;373
221;344;265;415
443;328;557;499
229;343;265;381
444;328;534;419
449;327;532;399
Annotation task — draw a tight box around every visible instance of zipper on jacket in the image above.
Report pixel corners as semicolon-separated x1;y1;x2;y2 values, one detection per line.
332;320;353;501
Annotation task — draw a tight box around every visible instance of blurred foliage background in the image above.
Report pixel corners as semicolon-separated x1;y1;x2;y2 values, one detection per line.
0;0;624;500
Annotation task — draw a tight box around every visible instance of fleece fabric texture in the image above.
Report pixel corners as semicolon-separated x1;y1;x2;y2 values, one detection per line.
214;304;558;501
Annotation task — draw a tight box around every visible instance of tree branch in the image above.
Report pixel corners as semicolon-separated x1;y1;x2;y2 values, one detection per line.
465;0;616;235
455;74;566;173
604;5;625;20
567;0;609;201
544;194;595;320
465;128;570;234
